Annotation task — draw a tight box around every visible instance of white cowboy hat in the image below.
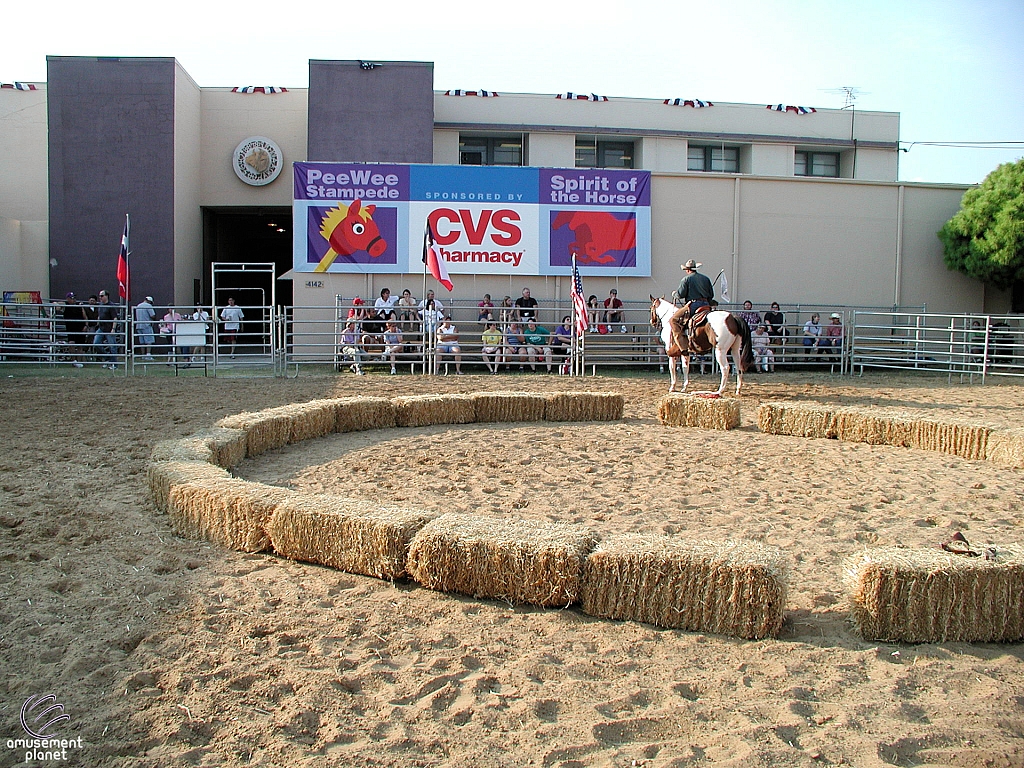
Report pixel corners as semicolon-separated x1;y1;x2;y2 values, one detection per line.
830;312;841;319
681;259;702;270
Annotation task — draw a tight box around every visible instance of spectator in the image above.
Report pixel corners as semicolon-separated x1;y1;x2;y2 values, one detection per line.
504;322;525;371
523;319;552;372
498;296;515;326
397;289;419;329
739;300;762;330
191;306;212;363
551;316;573;374
587;295;601;332
478;293;494;322
481;321;503;374
603;289;624;325
62;292;88;368
823;312;843;362
421;297;443;338
437;315;463;374
83;295;99;340
134;295;156;360
93;290;120;369
340;320;364;374
763;301;786;359
220;297;244;358
514;287;538;323
374;288;397;316
752;324;774;372
347;296;369;323
160;306;184;362
382;318;404;375
802;313;823;356
418;290;444;317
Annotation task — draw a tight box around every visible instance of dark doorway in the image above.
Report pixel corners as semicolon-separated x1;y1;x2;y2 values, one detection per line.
202;208;293;307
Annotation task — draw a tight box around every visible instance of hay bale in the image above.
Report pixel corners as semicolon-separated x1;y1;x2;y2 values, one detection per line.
268;496;436;579
544;392;623;422
150;428;248;468
580;534;787;639
987;427;1024;469
393;395;476;427
757;402;836;438
471;391;548;423
216;410;292;457
147;460;231;513
275;399;345;443
407;513;598;607
334;396;396;433
846;545;1024;643
166;478;296;552
658;394;740;430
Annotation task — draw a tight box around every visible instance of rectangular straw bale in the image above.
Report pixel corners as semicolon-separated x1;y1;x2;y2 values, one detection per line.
471;391;548;423
150;428;249;468
986;427;1024;469
845;545;1024;643
334;396;396;432
166;478;296;552
544;392;623;422
658;394;740;430
757;402;836;438
273;399;345;443
216;410;292;457
407;513;598;607
393;394;476;427
580;534;787;639
268;496;437;579
908;419;990;461
147;460;232;513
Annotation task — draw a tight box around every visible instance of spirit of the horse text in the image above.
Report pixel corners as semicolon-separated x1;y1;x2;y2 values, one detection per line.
548;173;641;205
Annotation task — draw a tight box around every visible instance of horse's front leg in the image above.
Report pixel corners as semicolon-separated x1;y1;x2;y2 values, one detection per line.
680;355;690;392
715;347;730;394
667;356;677;393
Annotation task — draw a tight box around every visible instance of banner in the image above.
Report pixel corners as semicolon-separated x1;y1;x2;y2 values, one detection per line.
292;163;651;277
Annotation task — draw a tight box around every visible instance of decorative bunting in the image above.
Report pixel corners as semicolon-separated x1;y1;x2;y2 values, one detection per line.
231;86;288;94
1;82;37;91
664;98;713;108
556;93;609;102
766;104;816;114
444;90;499;97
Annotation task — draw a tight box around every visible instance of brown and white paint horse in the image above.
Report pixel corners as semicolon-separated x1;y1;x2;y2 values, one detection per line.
650;296;755;395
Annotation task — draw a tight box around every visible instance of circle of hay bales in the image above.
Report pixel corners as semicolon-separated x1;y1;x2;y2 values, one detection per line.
147;391;789;640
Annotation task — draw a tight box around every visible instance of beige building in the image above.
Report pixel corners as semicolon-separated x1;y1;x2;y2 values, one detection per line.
0;58;1004;313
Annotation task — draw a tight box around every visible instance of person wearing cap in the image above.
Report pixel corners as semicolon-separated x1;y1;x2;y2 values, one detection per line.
134;296;157;361
603;288;624;326
93;290;121;368
676;259;714;311
62;292;89;367
823;311;844;362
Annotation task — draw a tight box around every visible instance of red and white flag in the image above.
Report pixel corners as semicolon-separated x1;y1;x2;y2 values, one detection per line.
116;214;130;301
422;219;453;292
570;257;588;337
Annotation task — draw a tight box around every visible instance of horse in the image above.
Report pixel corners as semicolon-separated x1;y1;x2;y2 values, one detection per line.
315;199;387;273
650;295;755;395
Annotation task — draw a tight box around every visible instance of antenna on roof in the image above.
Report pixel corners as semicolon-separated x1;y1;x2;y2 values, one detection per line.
822;86;868;109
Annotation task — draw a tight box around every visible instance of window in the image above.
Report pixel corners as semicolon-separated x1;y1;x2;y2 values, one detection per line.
459;135;523;166
795;151;839;177
575;138;634;169
687;145;739;173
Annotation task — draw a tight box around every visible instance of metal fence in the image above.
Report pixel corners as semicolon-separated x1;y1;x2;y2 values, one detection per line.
4;298;1019;380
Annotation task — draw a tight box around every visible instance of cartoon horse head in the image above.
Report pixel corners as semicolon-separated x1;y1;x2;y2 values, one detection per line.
314;199;387;272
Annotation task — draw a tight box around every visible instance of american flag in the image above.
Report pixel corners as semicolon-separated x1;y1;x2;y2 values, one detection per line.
570;257;588;337
116;215;130;301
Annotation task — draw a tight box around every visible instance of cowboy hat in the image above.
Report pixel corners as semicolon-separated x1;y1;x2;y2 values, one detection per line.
681;259;702;270
830;312;841;319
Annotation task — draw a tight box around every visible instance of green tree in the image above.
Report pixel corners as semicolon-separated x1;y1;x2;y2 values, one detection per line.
939;158;1024;305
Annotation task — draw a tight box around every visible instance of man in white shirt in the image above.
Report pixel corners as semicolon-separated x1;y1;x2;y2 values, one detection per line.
374;287;398;316
220;297;244;358
436;315;463;375
134;296;156;360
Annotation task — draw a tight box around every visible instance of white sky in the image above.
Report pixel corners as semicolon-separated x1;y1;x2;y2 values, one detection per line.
3;0;1021;185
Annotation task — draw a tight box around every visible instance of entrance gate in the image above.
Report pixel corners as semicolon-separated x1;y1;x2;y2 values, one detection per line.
211;262;277;376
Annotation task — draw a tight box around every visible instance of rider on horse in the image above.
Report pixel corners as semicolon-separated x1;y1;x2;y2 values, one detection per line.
672;259;715;345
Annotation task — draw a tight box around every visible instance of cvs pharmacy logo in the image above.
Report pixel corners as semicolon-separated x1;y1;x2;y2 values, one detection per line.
429;209;522;247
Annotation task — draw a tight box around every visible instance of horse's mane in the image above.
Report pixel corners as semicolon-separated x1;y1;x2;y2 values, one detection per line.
318;201;374;240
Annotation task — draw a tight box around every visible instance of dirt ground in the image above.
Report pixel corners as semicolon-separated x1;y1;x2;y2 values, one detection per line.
1;368;1022;768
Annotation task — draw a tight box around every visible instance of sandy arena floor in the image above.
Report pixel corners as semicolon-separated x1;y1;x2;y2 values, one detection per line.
1;369;1022;767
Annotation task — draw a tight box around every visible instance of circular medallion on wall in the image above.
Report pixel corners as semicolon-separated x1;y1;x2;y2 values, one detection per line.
232;136;283;186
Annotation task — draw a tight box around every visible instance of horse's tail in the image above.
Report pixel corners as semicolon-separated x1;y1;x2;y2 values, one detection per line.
736;315;755;373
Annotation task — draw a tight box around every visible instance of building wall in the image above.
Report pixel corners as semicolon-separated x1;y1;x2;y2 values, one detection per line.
638;137;689;173
308;61;433;163
433;130;459;165
174;64;202;305
47;57;176;302
199;89;307;208
526;133;574;168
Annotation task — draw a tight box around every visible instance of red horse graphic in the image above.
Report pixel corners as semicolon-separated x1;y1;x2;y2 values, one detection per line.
552;211;636;264
315;199;387;272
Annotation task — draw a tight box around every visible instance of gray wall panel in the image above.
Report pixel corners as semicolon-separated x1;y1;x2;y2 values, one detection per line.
47;57;175;303
308;60;433;163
